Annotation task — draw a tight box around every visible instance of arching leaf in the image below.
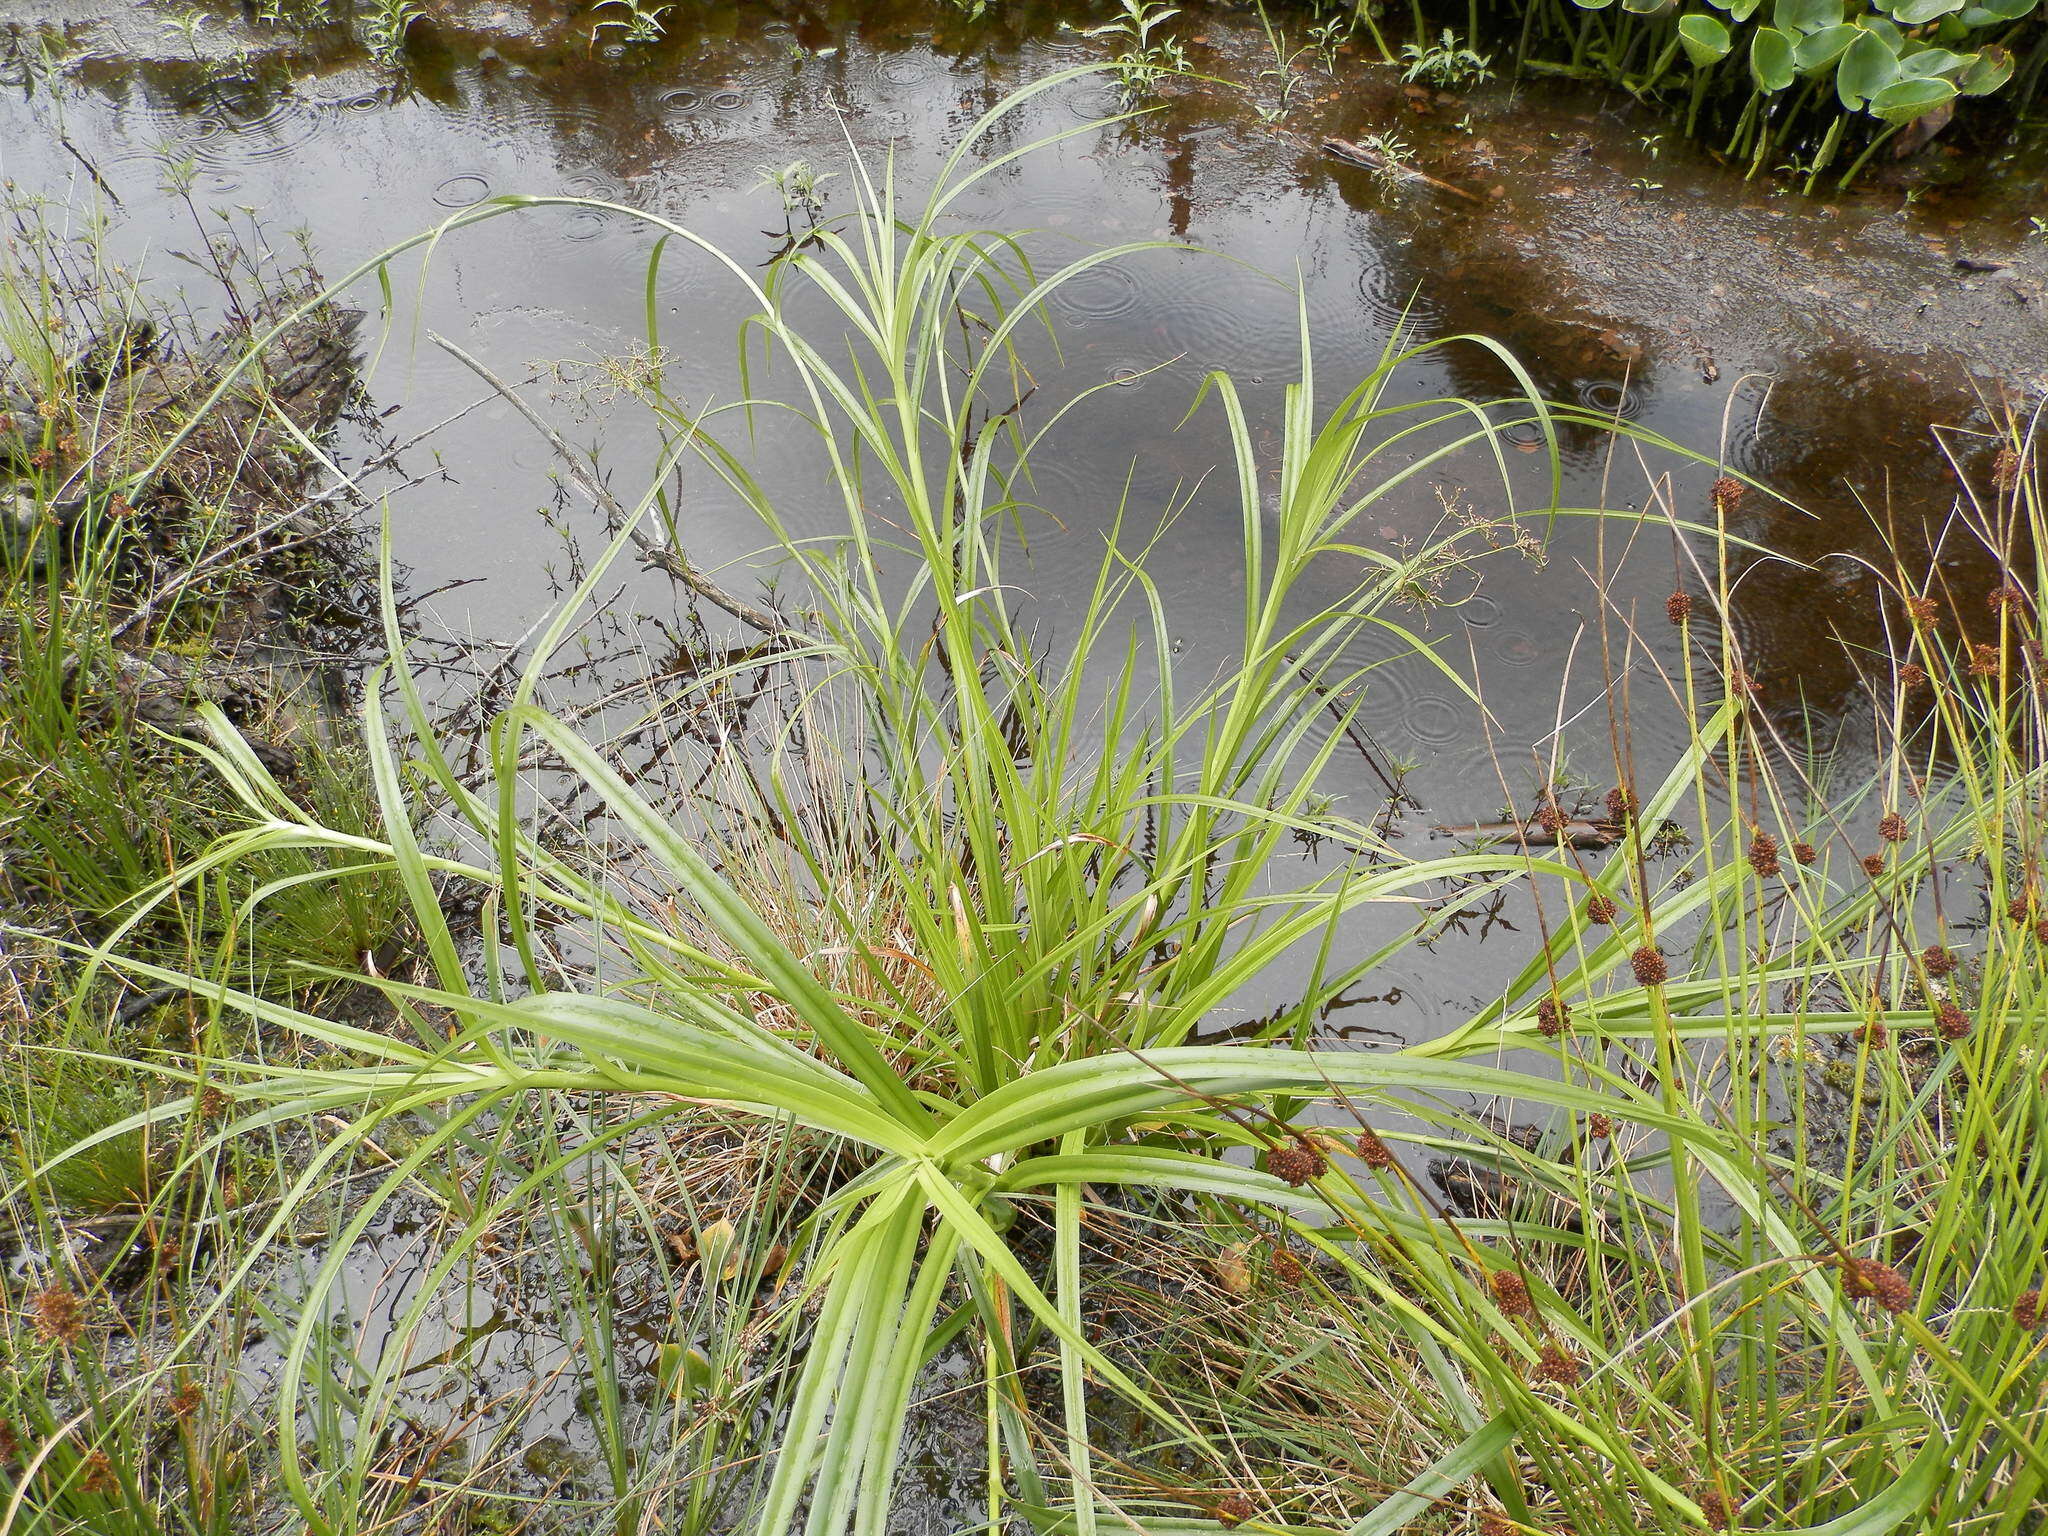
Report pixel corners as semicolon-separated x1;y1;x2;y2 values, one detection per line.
1870;74;1959;120
1837;27;1901;106
1752;24;1799;88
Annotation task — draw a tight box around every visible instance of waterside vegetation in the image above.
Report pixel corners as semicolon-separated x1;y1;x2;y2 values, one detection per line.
1;74;2044;1536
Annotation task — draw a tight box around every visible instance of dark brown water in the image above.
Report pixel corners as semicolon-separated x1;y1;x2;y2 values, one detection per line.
5;3;2044;1515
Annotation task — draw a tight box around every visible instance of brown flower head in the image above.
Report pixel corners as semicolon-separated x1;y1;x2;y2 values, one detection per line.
1710;475;1746;514
1920;945;1958;978
1587;1113;1613;1141
1631;946;1669;987
1970;643;2002;679
2035;918;2048;945
1536;996;1571;1038
1897;662;1927;690
1746;832;1781;878
1988;584;2028;614
1265;1138;1327;1188
1877;812;1910;843
1604;785;1637;825
1533;799;1568;835
1667;590;1695;626
1729;668;1761;701
1268;1248;1305;1289
1840;1255;1913;1313
1992;446;2022;490
1212;1493;1256;1527
1488;1268;1535;1317
32;1286;85;1345
2014;1290;2042;1331
1859;1017;1890;1049
79;1452;117;1496
1478;1514;1517;1536
2009;893;2036;924
1792;841;1818;866
1935;1002;1971;1042
1697;1488;1735;1531
0;1418;18;1465
1585;892;1618;925
1904;594;1940;627
1861;853;1887;878
1354;1128;1397;1170
169;1383;204;1418
1532;1342;1582;1385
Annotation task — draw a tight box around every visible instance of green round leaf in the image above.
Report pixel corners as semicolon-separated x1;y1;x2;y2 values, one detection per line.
1973;0;2039;16
1621;0;1673;15
1838;27;1901;107
1869;74;1958;121
1959;43;2014;93
1874;0;1965;19
1751;24;1798;88
1679;12;1734;63
1775;0;1845;32
1793;22;1860;70
1726;0;1765;16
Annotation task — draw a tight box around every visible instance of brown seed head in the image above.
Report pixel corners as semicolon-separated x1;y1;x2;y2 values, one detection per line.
1585;892;1618;925
1920;945;1958;978
32;1286;85;1345
1488;1269;1534;1317
1477;1515;1517;1536
2009;893;2036;924
1213;1493;1256;1527
169;1383;204;1418
1631;946;1669;987
2035;919;2048;944
1992;446;2022;490
1935;1002;1971;1042
1792;841;1817;865
1861;853;1887;878
1536;996;1571;1038
1729;668;1761;700
1667;590;1695;626
1904;594;1940;626
2014;1290;2042;1331
1897;662;1927;690
1268;1248;1305;1288
1354;1128;1397;1170
1858;1019;1889;1049
1264;1139;1327;1188
1989;584;2028;613
0;1418;18;1465
1840;1256;1913;1314
1746;832;1781;878
1587;1113;1613;1140
1697;1488;1734;1531
1604;785;1637;825
1533;800;1568;835
1710;475;1746;514
79;1452;116;1496
1877;812;1910;843
1532;1342;1582;1385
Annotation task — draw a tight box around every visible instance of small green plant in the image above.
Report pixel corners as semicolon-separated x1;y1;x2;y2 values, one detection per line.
1069;0;1189;99
360;0;424;65
590;0;672;46
753;159;834;226
1399;28;1494;88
